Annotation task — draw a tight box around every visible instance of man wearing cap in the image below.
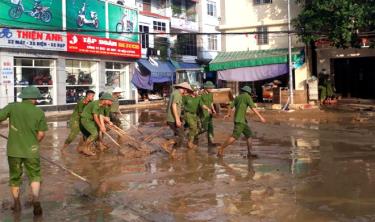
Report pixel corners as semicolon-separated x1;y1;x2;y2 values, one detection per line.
63;90;95;149
80;92;113;156
109;87;123;128
200;81;217;146
217;86;266;158
162;82;192;157
182;85;202;149
0;86;48;216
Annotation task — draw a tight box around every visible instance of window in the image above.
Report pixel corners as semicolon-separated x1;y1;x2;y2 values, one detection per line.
139;25;149;49
208;35;218;50
105;62;129;99
153;21;166;32
14;58;56;105
254;0;272;4
207;1;217;17
177;34;197;56
257;26;268;45
65;60;98;104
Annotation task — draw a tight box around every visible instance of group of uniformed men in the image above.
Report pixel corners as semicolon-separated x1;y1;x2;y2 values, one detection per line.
163;81;266;158
0;81;266;216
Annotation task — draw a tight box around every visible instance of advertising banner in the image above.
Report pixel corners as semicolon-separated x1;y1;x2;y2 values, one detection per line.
0;0;63;30
67;33;141;58
66;0;106;37
108;3;139;43
0;28;67;51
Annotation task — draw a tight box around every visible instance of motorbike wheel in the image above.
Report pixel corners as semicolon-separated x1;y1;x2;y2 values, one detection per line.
40;10;52;23
9;6;23;19
76;17;84;27
116;23;123;33
94;19;99;29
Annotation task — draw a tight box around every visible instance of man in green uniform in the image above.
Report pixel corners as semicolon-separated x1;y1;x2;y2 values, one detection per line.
109;87;123;128
217;86;266;158
200;81;217;146
162;82;192;157
80;93;113;156
0;86;48;216
63;90;95;149
183;85;201;149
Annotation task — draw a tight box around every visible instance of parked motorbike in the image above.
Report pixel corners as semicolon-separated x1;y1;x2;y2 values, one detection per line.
76;3;99;29
9;0;52;23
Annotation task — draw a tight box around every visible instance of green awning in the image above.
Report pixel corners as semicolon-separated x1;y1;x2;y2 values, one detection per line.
209;48;303;71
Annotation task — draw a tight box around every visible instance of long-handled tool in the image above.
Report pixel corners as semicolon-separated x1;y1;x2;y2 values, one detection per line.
106;124;142;151
142;125;168;143
0;133;90;184
118;110;144;135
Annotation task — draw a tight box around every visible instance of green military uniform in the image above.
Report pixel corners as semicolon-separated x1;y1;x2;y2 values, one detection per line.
80;100;102;144
183;95;201;142
109;96;122;127
200;92;214;141
231;91;256;139
166;89;184;148
64;99;89;145
0;88;48;186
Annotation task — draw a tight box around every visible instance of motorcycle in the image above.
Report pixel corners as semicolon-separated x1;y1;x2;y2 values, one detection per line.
116;13;133;33
76;3;99;29
9;0;52;23
78;72;92;85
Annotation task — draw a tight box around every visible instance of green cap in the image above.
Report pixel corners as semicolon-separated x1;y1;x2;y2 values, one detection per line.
18;86;42;99
99;92;114;101
241;86;252;94
203;81;215;89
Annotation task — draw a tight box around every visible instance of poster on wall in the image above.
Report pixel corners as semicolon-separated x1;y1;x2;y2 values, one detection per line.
0;57;14;85
0;0;63;30
67;33;141;58
66;0;106;37
0;28;67;51
108;3;139;43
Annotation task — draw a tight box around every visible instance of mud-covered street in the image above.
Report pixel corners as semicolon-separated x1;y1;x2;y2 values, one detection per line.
1;107;375;222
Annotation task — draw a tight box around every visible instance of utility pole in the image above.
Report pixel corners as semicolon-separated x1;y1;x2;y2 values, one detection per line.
287;0;294;104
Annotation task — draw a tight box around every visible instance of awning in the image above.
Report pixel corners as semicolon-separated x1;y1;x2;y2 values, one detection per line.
131;68;153;90
171;60;201;71
218;63;288;82
209;48;303;71
137;59;175;83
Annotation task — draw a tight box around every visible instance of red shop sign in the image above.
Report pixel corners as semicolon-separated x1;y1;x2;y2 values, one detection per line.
67;33;141;58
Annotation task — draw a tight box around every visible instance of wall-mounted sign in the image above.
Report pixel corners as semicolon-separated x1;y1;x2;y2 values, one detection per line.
0;28;66;51
0;56;14;85
67;33;141;58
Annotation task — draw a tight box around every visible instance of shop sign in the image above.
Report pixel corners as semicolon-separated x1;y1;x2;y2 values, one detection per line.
0;0;63;30
67;33;141;58
66;0;106;38
0;28;67;51
0;57;14;85
108;3;139;43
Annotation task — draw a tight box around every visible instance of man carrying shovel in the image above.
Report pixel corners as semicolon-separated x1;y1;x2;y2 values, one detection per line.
162;82;193;158
0;86;48;216
63;90;95;149
217;86;266;158
80;93;113;156
109;87;123;128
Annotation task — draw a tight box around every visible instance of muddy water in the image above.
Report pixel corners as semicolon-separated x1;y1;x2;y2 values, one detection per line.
1;108;375;221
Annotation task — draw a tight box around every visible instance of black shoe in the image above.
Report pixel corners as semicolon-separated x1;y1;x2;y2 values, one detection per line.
33;201;43;216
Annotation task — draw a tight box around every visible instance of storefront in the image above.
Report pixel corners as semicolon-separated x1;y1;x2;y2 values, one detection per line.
0;29;141;110
0;0;141;109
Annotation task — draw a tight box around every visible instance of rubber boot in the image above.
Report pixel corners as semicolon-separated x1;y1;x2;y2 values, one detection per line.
187;140;197;149
11;198;21;212
82;143;96;156
33;201;43;216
